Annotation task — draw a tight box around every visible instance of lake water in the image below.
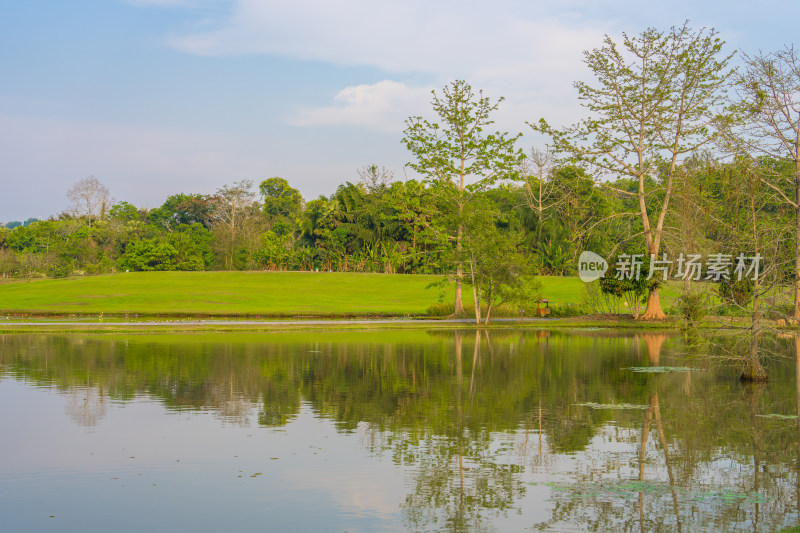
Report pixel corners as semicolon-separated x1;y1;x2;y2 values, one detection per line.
0;330;798;532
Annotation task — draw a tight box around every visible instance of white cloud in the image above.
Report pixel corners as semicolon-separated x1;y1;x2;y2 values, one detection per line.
159;1;606;132
288;80;432;132
167;0;604;77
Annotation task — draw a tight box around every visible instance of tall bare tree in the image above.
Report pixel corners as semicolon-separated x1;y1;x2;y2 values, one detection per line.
519;146;564;244
210;180;258;270
66;176;110;228
727;46;800;318
357;164;394;195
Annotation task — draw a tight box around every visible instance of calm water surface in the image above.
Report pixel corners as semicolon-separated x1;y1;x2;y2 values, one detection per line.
0;330;798;532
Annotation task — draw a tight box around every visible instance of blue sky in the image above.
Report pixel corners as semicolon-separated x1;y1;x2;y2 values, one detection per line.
1;0;798;221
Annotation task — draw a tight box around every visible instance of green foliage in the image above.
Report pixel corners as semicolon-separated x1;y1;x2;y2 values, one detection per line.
674;291;709;327
109;201;140;222
403;80;524;312
0;45;788;304
425;301;454;317
549;303;593;317
170;223;213;270
149;193;214;229
260;177;303;219
118;239;179;271
3;218;37;230
717;278;754;308
534;23;734;319
403;80;522;193
598;257;658;318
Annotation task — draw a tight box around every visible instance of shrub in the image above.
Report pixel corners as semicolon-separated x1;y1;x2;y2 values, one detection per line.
426;302;454;317
598;256;658;319
765;300;794;320
718;278;754;308
549;303;593;317
675;291;708;328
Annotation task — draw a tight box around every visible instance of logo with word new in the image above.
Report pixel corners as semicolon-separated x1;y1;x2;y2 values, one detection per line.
578;251;608;282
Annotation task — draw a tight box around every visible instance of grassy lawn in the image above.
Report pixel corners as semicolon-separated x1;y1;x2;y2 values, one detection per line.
0;272;455;316
0;271;687;317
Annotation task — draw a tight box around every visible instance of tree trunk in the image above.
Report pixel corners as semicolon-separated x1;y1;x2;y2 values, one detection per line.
793;121;800;319
484;283;493;325
742;289;768;382
472;284;481;325
794;172;800;319
469;256;481;325
741;340;768;381
454;221;464;315
640;287;667;320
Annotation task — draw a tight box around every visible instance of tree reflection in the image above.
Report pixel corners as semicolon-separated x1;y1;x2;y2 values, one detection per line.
1;330;799;531
401;331;526;532
64;377;107;427
533;332;799;532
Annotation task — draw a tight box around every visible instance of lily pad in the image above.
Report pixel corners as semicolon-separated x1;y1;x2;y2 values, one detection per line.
539;479;772;506
573;402;650;410
626;366;696;373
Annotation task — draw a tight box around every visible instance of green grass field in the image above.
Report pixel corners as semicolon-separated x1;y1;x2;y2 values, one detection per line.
0;271;681;317
0;272;449;316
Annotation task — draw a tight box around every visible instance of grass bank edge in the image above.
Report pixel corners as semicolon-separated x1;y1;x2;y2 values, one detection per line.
0;271;670;317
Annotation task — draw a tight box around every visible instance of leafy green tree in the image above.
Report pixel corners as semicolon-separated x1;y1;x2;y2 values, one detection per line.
109;201;141;222
149;193;215;229
255;230;293;270
462;198;531;324
118;239;179;271
403;80;522;314
168;223;213;270
299;197;334;245
599;262;657;320
259;177;303;238
534;23;734;319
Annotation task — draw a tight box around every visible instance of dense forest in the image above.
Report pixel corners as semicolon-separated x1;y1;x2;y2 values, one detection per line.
1;24;799;321
0;168;630;277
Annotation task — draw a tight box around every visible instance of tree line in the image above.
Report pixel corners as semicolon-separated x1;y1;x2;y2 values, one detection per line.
1;23;799;321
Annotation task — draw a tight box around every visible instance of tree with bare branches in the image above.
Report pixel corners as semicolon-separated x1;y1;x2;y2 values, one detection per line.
519;146;563;244
209;180;259;270
66;176;110;228
726;46;800;318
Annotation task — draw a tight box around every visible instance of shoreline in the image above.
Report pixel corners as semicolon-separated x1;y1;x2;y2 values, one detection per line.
0;315;737;334
0;311;792;334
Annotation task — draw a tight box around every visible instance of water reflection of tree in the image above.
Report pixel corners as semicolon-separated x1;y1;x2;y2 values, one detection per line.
2;331;800;530
401;331;525;532
533;333;800;532
64;377;107;427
